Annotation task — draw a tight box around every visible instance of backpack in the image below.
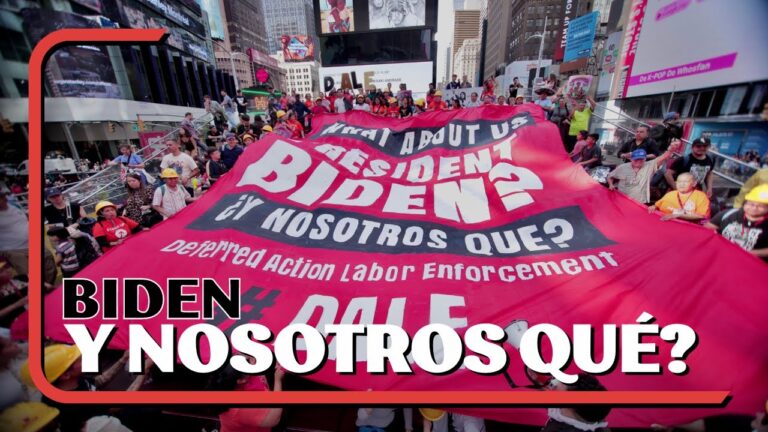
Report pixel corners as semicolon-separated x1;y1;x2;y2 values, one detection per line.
74;235;101;268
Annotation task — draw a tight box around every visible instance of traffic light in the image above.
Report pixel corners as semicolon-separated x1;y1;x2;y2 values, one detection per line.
107;122;115;133
137;116;145;132
0;116;13;134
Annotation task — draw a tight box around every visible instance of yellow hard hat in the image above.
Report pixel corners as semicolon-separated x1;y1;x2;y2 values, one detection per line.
0;402;60;432
276;110;286;119
242;133;255;142
160;168;179;179
262;125;273;132
94;201;116;214
419;408;445;422
388;97;397;104
745;184;768;204
434;91;442;97
415;98;425;106
20;344;81;387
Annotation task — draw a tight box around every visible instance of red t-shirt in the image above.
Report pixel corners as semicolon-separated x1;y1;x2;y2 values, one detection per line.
219;408;271;432
428;100;447;111
92;216;138;251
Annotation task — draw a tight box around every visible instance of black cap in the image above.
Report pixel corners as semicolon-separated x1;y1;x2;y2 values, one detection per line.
45;187;62;199
691;137;711;146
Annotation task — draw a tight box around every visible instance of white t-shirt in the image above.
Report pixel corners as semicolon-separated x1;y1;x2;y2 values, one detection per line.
352;103;371;112
334;98;347;113
0;205;29;251
153;184;191;218
160;152;197;184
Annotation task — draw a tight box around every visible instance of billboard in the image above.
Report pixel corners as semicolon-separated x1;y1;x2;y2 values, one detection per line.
563;11;598;63
197;0;226;40
596;31;621;97
368;0;426;29
624;0;768;98
119;3;210;62
21;8;123;99
554;0;578;62
281;35;316;61
318;0;355;33
319;61;433;98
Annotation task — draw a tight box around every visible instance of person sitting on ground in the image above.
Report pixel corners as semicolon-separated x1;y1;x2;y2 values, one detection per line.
608;140;682;204
733;168;768;209
207;362;285;432
206;148;228;185
617;125;659;162
648;172;710;222
575;133;603;170
92;201;141;252
706;184;768;262
665;137;715;198
152;168;198;220
543;373;611;432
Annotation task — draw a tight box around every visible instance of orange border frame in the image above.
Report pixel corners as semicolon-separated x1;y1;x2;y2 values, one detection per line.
28;29;730;406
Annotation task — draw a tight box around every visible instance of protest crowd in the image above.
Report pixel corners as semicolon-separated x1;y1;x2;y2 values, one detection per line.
1;74;767;432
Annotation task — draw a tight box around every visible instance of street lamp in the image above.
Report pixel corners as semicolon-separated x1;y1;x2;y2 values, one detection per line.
212;40;243;91
525;15;548;81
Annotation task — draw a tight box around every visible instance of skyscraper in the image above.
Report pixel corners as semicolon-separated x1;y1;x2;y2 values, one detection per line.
261;0;316;54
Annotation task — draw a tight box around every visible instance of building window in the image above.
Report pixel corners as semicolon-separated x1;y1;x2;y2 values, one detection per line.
0;29;31;62
14;79;28;97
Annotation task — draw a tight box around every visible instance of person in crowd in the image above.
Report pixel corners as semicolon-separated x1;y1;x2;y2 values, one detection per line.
220;90;237;128
353;94;371;112
234;89;248;116
650;111;683;152
122;173;155;226
3;191;55;284
303;93;314;110
206;148;228;185
465;92;481;108
291;95;310;131
234;114;259;142
111;143;144;169
450;98;462;110
242;133;256;146
152;168;198;220
21;345;150;432
496;95;507;105
706;184;768;262
92;201;141;252
47;227;90;278
334;90;349;114
356;407;413;432
179;129;199;160
311;96;330;117
43;187;86;229
617;125;659;161
414;98;427;114
569;130;589;162
733;168;768;208
220;133;244;170
428;91;447;111
543;374;611;432
426;83;437;106
0;336;25;410
285;111;305;139
387;97;400;117
180;111;199;140
204;94;228;131
534;87;555;112
160;139;199;194
262;125;273;135
206;125;222;148
509;77;523;98
575;133;603;169
514;95;525;105
544;73;560;90
506;96;516;105
0;258;28;329
608;141;682;204
460;75;472;88
565;96;596;153
207;362;285;432
665;137;715;198
549;95;570;143
446;74;461;90
399;97;414;117
0;402;60;432
396;83;411;101
648;172;710;222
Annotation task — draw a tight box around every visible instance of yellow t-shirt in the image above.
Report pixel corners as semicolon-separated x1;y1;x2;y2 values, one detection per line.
569;107;592;136
655;190;710;217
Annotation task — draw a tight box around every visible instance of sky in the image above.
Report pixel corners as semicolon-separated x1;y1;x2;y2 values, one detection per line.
435;0;455;84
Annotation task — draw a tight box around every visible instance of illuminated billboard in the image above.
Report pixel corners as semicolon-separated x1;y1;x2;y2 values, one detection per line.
281;35;316;61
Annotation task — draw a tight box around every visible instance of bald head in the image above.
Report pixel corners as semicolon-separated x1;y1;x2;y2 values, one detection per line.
675;173;696;192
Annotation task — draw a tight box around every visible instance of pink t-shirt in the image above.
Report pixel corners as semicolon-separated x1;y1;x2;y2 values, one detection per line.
572;139;588;160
